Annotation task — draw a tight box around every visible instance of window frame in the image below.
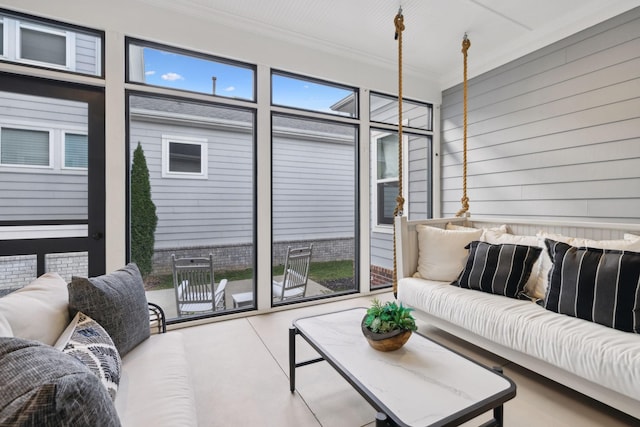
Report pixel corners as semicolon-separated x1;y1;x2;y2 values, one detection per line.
371;129;407;230
16;20;75;71
125;37;257;102
0;17;6;58
271;69;359;119
0;8;104;78
62;130;88;170
161;134;209;179
0;124;53;169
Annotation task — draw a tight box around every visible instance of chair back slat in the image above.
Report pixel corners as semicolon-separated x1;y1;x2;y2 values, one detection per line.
279;244;313;297
172;254;221;315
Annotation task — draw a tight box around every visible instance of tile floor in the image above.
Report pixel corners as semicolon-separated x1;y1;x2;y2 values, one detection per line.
176;293;638;427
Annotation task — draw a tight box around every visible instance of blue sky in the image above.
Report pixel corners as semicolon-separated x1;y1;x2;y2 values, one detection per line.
143;48;253;100
143;47;353;113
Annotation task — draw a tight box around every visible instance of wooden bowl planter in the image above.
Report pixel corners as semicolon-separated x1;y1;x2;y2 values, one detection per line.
361;317;412;352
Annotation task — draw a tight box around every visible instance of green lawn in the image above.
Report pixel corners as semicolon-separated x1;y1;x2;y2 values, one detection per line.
145;259;354;291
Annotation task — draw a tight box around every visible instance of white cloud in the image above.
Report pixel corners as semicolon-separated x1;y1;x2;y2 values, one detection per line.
224;86;235;92
145;70;156;76
161;72;184;81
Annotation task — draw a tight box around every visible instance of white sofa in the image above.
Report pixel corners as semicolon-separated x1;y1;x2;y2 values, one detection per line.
395;216;640;420
0;269;197;426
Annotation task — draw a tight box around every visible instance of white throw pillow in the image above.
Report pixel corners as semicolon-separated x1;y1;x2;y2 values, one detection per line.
482;230;542;299
536;232;640;301
0;272;70;346
624;232;640;241
416;225;483;281
445;223;509;240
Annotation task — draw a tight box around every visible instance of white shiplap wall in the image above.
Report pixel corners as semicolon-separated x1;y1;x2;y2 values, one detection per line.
441;7;640;223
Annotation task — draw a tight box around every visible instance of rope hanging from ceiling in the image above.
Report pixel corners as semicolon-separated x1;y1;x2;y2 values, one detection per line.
392;6;405;296
456;33;471;217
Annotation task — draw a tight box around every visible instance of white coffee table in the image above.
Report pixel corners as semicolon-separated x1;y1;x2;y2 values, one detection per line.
290;308;516;427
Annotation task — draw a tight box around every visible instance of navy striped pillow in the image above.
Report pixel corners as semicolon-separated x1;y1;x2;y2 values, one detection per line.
453;241;542;298
544;239;640;333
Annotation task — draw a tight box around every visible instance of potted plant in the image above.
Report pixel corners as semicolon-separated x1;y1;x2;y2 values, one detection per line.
361;298;417;351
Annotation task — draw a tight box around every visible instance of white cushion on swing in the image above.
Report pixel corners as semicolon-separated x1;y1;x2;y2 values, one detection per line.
415;225;482;282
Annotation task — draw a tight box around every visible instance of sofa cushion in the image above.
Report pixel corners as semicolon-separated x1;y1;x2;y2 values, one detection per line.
398;276;640;400
483;230;543;299
0;337;120;426
453;241;541;298
0;273;69;345
69;263;150;357
55;312;122;401
544;239;640;333
115;332;197;427
536;232;640;300
0;312;12;337
416;225;483;281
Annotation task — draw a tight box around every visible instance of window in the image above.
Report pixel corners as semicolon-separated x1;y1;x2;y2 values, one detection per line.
370;92;432;131
375;134;399;225
0;127;50;167
63;132;87;169
272;71;358;117
0;12;102;76
127;39;255;101
162;136;208;179
0;19;4;56
18;23;69;67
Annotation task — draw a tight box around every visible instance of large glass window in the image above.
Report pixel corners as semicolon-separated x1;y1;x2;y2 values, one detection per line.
272;71;358;117
272;114;358;304
370;92;432;130
127;40;255;101
128;94;255;321
369;94;432;290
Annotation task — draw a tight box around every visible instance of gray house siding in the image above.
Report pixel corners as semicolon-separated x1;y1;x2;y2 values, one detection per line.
441;7;640;222
130;116;254;250
0;92;87;221
75;33;100;76
272;132;355;242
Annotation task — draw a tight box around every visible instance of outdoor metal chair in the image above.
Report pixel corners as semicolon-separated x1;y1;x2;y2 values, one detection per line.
172;253;227;316
272;244;313;302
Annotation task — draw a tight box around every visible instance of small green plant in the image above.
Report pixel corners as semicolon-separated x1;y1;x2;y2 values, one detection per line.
363;298;417;334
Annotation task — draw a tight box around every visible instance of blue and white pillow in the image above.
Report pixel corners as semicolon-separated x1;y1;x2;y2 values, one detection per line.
56;312;122;400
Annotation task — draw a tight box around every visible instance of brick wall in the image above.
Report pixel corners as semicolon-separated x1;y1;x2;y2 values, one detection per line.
370;264;393;288
0;252;88;291
152;237;354;275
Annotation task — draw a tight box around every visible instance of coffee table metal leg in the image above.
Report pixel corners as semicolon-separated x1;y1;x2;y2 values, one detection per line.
375;412;390;426
289;326;296;392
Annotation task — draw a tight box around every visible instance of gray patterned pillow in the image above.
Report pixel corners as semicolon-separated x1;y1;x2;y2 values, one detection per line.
0;337;120;426
68;263;150;356
56;312;122;400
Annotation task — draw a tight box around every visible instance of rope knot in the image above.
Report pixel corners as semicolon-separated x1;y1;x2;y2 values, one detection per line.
394;13;404;40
